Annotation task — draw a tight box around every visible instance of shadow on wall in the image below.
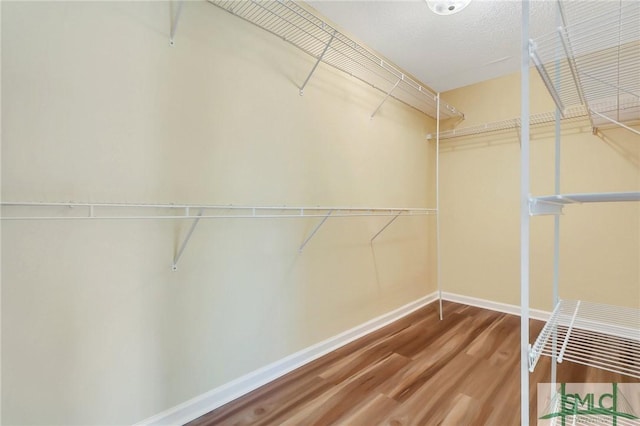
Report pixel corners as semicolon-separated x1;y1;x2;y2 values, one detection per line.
595;127;640;169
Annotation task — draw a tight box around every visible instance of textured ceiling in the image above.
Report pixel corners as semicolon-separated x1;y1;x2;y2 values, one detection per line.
307;0;558;93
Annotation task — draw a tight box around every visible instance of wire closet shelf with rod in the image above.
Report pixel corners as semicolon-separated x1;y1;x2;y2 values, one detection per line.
0;202;438;273
521;1;640;424
431;0;639;142
1;1;460;318
206;0;463;121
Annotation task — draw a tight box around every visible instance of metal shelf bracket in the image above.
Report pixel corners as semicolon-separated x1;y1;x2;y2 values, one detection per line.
529;197;565;216
370;212;402;244
556;27;596;131
530;40;566;115
207;0;463;120
371;77;402;119
169;0;184;47
171;209;202;271
298;209;333;253
590;109;640;137
1;202;436;265
299;30;335;96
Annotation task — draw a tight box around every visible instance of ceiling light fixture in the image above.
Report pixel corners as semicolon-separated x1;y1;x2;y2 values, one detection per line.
426;0;472;15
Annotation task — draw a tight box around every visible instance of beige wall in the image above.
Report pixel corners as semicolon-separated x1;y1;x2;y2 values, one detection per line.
1;2;436;424
440;72;640;311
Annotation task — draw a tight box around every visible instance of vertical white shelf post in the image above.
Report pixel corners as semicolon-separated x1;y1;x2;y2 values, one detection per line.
436;93;443;321
550;110;561;387
550;0;563;386
520;1;531;425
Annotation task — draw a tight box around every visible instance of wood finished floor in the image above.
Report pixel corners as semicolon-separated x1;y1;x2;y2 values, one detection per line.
189;301;640;425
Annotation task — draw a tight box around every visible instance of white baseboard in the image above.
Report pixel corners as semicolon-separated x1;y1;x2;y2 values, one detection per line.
135;292;439;426
441;292;551;321
135;291;553;425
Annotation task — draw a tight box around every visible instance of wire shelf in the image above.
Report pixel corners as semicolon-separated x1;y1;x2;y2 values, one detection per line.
430;105;589;140
0;201;436;220
207;0;462;120
529;1;640;130
529;300;640;378
529;191;640;215
2;202;436;267
430;97;640;141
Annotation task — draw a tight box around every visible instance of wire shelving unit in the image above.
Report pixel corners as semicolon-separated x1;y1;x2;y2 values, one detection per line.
3;1;451;301
526;191;640;371
526;191;640;375
529;0;640;133
428;105;589;140
429;98;639;141
529;299;640;378
0;201;434;220
206;0;463;120
521;1;640;424
1;201;436;271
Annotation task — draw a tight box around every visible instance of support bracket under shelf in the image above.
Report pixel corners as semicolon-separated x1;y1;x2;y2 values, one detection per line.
589;109;640;137
1;202;436;268
529;197;566;216
299;30;335;96
207;0;463;120
556;27;595;131
172;209;202;271
371;77;402;119
370;212;402;244
169;0;184;47
529;40;566;116
298;209;333;253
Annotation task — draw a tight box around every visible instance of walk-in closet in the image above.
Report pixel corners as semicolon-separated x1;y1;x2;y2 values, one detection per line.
1;0;638;425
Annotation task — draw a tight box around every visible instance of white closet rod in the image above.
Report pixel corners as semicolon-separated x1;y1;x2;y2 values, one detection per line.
520;2;531;424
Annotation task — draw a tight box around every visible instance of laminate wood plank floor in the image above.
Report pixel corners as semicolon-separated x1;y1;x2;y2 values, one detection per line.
189;301;640;425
